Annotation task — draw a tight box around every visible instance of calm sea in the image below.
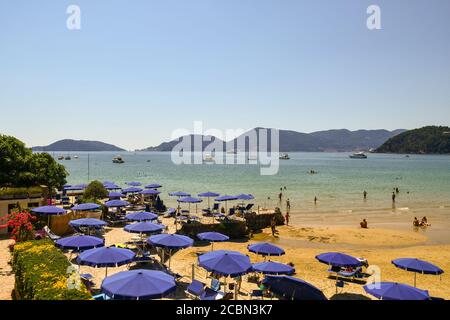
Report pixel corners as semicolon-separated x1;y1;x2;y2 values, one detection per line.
53;152;450;217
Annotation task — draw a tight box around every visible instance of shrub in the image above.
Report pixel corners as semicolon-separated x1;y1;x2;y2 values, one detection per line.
7;210;37;242
82;181;107;200
12;240;91;300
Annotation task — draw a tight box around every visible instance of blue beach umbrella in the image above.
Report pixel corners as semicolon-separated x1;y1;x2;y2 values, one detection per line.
125;211;158;221
215;195;238;213
140;189;161;196
363;282;430;300
124;222;165;235
103;182;121;190
197;232;229;250
315;252;362;267
56;235;104;252
122;187;143;194
145;183;162;189
101;269;176;300
177;197;203;214
252;261;295;275
169;191;191;197
69;218;107;230
392;258;444;287
248;242;285;257
262;276;327;300
31;205;67;227
32;205;67;215
108;192;125;199
71;203;101;211
198;192;220;209
147;234;194;269
198;250;252;277
148;234;194;249
77;246;136;277
235;194;254;201
105;200;130;208
126;182;142;186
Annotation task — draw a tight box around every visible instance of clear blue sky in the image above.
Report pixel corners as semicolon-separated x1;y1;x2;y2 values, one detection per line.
1;0;449;150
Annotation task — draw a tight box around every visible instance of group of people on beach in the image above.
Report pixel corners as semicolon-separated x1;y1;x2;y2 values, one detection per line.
413;216;430;228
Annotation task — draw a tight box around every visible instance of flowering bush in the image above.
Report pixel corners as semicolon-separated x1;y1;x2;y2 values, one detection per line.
12;240;91;300
7;210;37;242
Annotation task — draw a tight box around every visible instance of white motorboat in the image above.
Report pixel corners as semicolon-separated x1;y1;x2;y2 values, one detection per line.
349;152;367;159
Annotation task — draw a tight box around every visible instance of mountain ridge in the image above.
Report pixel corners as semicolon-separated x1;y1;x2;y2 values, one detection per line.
139;128;406;152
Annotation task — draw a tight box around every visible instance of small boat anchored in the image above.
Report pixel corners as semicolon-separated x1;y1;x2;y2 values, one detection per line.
64;155;71;160
349;152;367;159
112;155;124;163
279;153;290;160
203;154;215;163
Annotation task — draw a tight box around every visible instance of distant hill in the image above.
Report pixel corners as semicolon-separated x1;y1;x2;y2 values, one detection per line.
376;126;450;154
142;135;225;152
32;139;125;152
141;128;405;152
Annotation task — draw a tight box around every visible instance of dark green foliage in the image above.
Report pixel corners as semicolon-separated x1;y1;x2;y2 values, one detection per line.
377;126;450;154
82;180;108;201
0;134;67;191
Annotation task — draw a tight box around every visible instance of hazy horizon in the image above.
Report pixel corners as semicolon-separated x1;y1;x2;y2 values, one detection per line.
1;0;449;150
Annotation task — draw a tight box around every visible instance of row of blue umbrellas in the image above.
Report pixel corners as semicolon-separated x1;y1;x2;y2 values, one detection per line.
315;251;444;300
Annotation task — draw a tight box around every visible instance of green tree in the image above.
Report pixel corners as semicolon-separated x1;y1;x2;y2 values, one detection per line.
83;180;108;200
0;134;67;191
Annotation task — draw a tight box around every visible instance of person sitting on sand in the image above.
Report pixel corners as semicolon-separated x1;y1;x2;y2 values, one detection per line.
413;217;420;227
420;216;430;227
360;219;368;229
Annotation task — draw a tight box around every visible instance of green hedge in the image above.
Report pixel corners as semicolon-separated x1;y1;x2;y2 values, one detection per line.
12;240;91;300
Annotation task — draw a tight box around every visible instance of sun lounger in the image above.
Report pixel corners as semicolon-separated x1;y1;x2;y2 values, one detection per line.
200;287;224;300
92;293;111;300
43;226;61;241
212;203;220;213
211;278;221;292
185;280;206;299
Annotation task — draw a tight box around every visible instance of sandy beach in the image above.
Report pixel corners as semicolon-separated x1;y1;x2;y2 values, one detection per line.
1;206;449;300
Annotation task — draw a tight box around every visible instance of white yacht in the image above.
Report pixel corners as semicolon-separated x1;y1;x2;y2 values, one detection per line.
279;153;290;160
349;152;367;159
203;154;215;163
112;155;124;163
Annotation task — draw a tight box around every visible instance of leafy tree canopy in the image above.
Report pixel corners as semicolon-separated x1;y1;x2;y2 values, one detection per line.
83;180;108;200
0;134;67;191
376;126;450;154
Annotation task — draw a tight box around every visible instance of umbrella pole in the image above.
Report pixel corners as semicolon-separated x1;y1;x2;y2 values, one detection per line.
211;242;214;251
105;267;108;278
414;273;417;287
169;249;172;270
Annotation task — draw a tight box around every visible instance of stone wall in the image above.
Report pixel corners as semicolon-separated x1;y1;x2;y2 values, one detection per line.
179;220;249;239
244;207;285;232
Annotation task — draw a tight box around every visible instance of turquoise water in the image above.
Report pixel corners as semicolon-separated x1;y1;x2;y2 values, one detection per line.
56;152;450;215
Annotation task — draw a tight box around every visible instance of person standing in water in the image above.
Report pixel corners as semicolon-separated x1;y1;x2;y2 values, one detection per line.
285;211;290;226
392;192;396;203
363;190;367;200
278;192;283;205
286;198;291;212
314;196;318;205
